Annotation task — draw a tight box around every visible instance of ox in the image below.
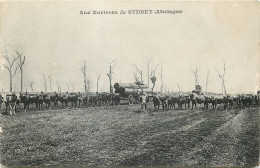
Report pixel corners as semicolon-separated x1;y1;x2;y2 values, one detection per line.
112;93;120;105
190;93;206;110
152;93;167;111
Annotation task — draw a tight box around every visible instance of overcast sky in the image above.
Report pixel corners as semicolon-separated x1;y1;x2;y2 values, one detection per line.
0;1;259;94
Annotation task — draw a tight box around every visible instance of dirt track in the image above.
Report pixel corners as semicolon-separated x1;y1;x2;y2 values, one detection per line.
0;104;259;167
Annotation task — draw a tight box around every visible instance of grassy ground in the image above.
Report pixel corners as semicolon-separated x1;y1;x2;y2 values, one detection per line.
0;103;259;167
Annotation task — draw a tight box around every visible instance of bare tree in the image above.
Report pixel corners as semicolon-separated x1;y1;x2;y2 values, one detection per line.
42;74;47;92
177;83;181;93
81;60;87;92
215;63;227;95
1;50;19;92
107;60;116;93
71;82;75;92
16;51;26;92
191;67;200;88
87;78;91;92
48;74;52;92
146;56;152;87
158;66;163;93
96;73;101;93
133;64;143;84
56;81;61;92
150;64;159;93
66;83;70;92
133;70;140;82
205;70;210;93
29;81;34;92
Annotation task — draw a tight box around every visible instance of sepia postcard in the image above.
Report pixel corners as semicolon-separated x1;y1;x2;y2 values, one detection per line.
0;1;259;167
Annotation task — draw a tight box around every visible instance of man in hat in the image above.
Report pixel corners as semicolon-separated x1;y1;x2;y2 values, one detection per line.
140;91;148;111
77;92;82;108
53;91;59;109
38;91;44;110
24;91;30;112
63;91;69;108
45;92;51;110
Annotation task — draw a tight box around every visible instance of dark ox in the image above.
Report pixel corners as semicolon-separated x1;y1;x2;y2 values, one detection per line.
190;93;207;110
190;93;219;110
210;95;230;110
0;94;3;111
152;94;167;111
67;93;78;108
240;94;254;109
112;93;120;105
77;94;89;108
89;94;98;107
166;94;190;110
99;93;112;106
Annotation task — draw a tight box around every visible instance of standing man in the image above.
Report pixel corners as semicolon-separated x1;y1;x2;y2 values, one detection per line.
136;90;140;103
9;92;17;115
45;92;51;110
38;91;44;110
77;92;82;108
140;91;148;112
64;92;69;108
4;94;9;113
24;92;30;112
53;91;59;109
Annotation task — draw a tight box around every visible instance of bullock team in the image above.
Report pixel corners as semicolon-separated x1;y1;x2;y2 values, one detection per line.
0;90;259;115
149;90;260;112
0;91;121;115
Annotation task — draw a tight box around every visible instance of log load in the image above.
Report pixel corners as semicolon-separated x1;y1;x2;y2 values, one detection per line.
114;83;151;97
114;83;149;90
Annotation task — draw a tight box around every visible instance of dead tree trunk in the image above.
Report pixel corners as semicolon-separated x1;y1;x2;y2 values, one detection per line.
48;74;52;92
2;50;19;92
159;66;163;93
71;83;75;92
87;79;91;92
177;83;181;93
66;83;70;92
146;57;152;87
107;60;116;93
107;66;112;93
206;70;209;93
29;81;34;92
192;67;200;89
81;60;87;92
216;63;227;95
97;73;100;93
133;65;143;84
56;81;61;92
134;70;140;83
16;51;25;92
42;74;47;92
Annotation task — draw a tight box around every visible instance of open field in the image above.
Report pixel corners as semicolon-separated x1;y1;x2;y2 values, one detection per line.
0;103;259;167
